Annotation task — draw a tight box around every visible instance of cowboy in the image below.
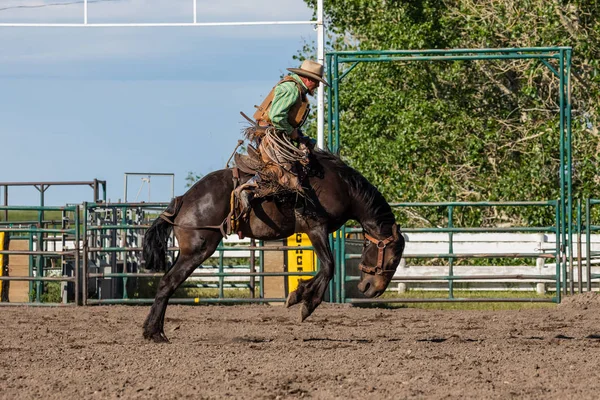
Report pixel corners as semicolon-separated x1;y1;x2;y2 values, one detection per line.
236;60;329;216
254;59;328;145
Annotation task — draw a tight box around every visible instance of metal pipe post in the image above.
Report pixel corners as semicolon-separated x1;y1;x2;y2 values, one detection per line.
448;206;454;298
577;199;582;293
586;198;591;292
316;0;325;149
75;205;80;305
82;203;89;305
326;54;333;150
555;201;561;302
2;186;7;221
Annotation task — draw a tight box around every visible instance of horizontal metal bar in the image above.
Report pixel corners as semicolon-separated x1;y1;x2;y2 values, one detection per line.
0;276;76;282
330;47;570;56
87;246;176;252
0;181;100;187
193;265;256;269
87;225;152;230
124;172;174;176
405;227;554;233
0;205;78;211
347;227;556;233
86;202;169;208
346;297;556;303
0;250;75;256
0;302;76;307
337;54;559;64
0;220;73;226
0;228;77;233
390;201;557;207
347;253;557;259
0;21;316;28
393;274;558;281
88;271;316;278
184;283;252;288
346;275;557;281
87;245;313;252
86;298;286;305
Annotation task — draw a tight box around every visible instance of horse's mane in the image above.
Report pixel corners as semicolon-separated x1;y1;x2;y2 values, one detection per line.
313;150;396;230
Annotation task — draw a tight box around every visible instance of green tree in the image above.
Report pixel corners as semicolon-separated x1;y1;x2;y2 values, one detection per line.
185;171;203;188
302;0;600;227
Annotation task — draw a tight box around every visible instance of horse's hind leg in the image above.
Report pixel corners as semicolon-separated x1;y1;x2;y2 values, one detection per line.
143;233;220;342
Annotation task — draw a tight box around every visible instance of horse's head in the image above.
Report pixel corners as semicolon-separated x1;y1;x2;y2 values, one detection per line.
357;224;405;297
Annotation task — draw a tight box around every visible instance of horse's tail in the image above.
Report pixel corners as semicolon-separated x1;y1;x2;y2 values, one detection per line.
142;197;182;272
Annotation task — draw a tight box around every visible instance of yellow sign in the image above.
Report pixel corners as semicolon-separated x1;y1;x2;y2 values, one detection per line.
286;233;317;292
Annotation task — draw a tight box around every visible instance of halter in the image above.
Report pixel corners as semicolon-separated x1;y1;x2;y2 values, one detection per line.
358;224;397;276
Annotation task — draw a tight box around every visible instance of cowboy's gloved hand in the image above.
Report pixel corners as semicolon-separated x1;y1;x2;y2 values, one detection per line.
299;135;316;150
290;128;302;141
307;137;317;150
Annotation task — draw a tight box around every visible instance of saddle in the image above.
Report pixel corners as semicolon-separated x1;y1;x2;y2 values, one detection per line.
236;127;309;197
233;148;262;175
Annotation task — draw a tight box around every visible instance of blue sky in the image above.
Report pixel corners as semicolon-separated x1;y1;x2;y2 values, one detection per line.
0;0;317;205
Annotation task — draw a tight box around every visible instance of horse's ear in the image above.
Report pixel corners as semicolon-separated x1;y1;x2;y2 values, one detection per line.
392;223;399;241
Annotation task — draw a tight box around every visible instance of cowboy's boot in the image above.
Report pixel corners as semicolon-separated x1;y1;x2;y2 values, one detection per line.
234;174;260;217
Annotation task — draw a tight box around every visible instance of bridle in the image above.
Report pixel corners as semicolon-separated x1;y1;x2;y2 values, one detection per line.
358;224;398;276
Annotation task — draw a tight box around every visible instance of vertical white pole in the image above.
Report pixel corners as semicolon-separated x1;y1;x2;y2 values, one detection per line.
193;0;197;24
316;0;325;149
123;174;128;202
171;175;175;200
84;0;88;24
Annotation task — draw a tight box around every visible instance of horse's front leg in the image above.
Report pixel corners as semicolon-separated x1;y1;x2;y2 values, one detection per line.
143;233;220;342
285;228;334;322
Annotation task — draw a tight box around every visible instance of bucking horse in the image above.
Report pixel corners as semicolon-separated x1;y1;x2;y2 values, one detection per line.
141;149;405;342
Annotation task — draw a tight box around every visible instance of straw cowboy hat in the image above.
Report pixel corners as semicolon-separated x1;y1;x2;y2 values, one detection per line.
287;60;329;86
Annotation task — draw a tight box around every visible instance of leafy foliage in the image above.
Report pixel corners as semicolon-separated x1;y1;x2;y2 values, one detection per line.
185;171;203;188
302;0;600;227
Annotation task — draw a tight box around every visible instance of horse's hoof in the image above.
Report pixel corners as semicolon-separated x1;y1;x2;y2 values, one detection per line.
299;303;312;322
143;330;170;343
285;290;300;308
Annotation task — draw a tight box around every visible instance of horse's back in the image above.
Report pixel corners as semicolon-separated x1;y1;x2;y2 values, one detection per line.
177;168;240;226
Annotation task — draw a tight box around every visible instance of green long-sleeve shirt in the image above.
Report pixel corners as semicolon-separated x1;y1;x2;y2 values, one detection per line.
268;73;308;134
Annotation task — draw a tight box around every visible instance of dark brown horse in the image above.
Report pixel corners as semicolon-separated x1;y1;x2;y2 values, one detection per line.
142;150;405;342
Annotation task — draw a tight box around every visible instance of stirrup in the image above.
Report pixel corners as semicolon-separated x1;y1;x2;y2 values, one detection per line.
238;189;254;218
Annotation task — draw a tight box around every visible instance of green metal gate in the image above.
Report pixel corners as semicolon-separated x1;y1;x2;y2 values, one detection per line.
326;47;572;303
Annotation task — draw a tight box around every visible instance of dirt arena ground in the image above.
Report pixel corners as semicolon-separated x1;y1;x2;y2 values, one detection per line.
2;295;600;399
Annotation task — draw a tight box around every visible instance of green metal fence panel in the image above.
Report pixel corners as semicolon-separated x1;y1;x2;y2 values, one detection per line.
342;201;561;304
0;205;80;306
326;47;572;303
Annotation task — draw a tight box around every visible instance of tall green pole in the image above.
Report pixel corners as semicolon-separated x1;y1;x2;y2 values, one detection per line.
333;54;340;154
326;54;333;151
448;206;454;299
558;49;567;295
555;200;561;302
566;48;573;296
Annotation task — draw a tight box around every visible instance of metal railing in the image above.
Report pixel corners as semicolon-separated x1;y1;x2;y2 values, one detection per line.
8;199;600;306
341;201;562;304
0;205;80;305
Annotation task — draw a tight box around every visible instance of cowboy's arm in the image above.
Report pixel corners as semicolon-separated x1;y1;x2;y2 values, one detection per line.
268;81;298;135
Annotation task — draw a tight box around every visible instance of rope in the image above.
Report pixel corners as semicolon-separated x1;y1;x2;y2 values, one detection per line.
261;127;307;165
